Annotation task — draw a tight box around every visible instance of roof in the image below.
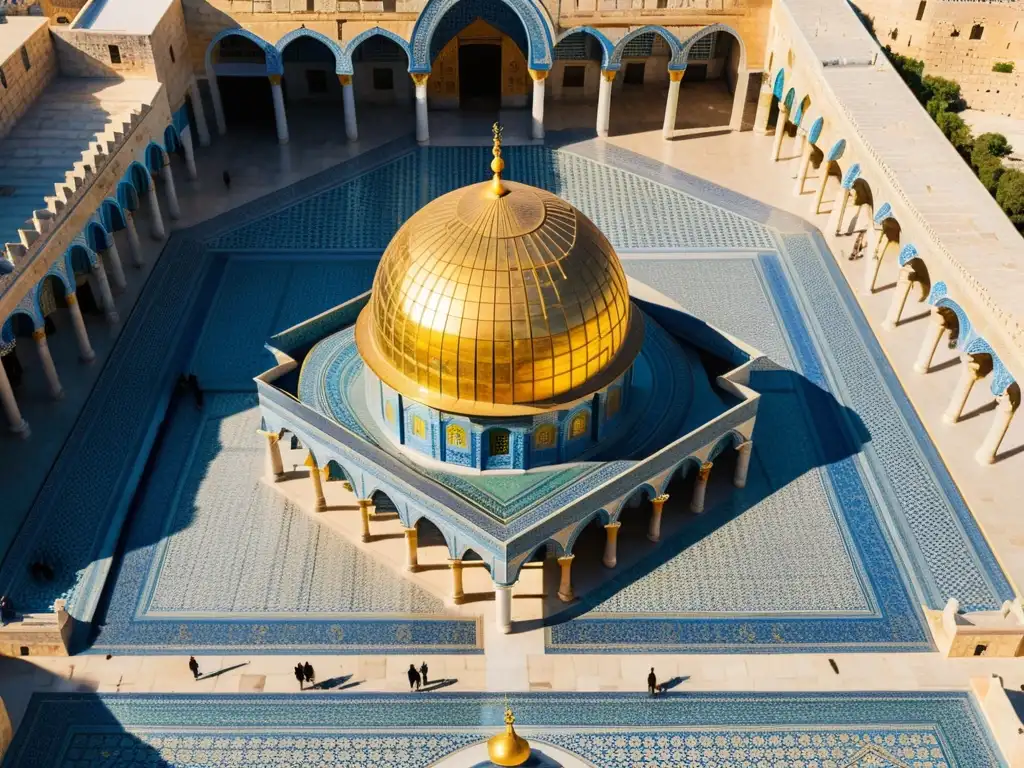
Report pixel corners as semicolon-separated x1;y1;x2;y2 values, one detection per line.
0;15;46;64
72;0;173;34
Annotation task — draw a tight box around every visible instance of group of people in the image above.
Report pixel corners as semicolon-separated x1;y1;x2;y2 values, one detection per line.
407;662;430;691
847;230;867;261
295;661;317;690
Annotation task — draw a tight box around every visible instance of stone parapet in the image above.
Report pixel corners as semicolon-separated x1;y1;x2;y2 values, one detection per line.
0;599;73;657
971;675;1024;766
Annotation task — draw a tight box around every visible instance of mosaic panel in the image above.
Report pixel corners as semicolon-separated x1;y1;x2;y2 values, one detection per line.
4;692;1003;768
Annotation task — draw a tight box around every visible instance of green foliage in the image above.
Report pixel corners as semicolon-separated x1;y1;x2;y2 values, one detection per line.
976;155;1006;194
972;132;1012;162
934;110;973;156
923;75;965;112
993;61;1015;73
883;46;929;102
996;169;1024;226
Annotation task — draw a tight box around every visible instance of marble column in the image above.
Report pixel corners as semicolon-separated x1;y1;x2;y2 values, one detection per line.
358;498;372;542
495;583;513;634
450;559;465;605
125;212;144;267
728;67;749;131
734;440;753;488
556;554;574;602
883;265;915;330
662;70;683;140
752;80;773;135
770;104;789;161
529;69;547;140
0;355;29;438
92;259;119;324
811;173;830;216
914;310;948;374
307;454;326;511
596;70;615;138
160;163;181;220
65;293;94;363
943;356;983;424
340;75;358;142
602;521;621;568
976;390;1019;465
260;430;284;480
189;77;212;147
146;182;165;240
827;186;850;236
103;241;126;292
33;328;63;400
269;75;289;145
404;527;420;572
793;139;813;195
647;493;669;542
209;75;227;136
181;131;199;180
863;236;889;294
690;461;712;514
412;74;430;144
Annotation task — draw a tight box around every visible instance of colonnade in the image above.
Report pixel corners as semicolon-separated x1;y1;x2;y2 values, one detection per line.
268;434;753;635
763;94;1019;465
0;125;196;440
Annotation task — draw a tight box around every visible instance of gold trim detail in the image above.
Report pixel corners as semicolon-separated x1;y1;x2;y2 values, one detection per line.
268;74;282;86
528;68;549;82
338;74;353;86
601;69;617;82
410;72;430;87
668;69;685;82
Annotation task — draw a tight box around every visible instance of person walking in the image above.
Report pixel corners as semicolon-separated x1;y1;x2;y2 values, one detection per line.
294;663;305;691
408;663;421;692
303;661;315;687
647;667;657;696
419;661;429;687
222;170;232;190
188;656;200;680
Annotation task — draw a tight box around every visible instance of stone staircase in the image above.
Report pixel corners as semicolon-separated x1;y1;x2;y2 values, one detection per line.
0;78;158;268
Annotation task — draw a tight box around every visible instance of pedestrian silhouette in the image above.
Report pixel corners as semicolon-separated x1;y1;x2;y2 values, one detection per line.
222;170;231;190
408;663;421;691
647;667;657;696
420;661;429;686
294;663;305;691
303;661;315;686
188;656;200;680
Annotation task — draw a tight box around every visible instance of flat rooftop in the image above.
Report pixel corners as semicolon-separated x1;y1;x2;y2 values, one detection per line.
72;0;172;34
0;15;47;64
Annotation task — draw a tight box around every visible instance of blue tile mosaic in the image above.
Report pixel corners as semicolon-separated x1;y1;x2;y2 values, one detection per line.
3;691;1004;768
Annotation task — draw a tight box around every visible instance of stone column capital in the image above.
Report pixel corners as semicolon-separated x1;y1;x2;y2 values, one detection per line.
338;74;353;86
557;554;575;565
528;68;548;81
268;74;282;86
668;69;685;82
736;439;753;453
601;69;617;82
604;521;622;531
65;292;78;306
652;493;670;505
410;72;430;87
32;327;46;342
698;461;713;481
256;429;281;445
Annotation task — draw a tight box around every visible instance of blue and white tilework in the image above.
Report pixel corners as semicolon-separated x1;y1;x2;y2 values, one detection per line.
3;692;1004;768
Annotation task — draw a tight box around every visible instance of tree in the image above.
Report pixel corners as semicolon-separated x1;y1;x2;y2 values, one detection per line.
976;155;1006;194
996;169;1024;227
972;132;1013;167
934;110;974;157
923;75;965;111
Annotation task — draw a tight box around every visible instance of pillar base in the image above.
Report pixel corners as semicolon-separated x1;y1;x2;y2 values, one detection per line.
913;362;930;374
360;532;371;543
557;589;574;603
646;532;660;543
80;349;96;364
9;419;30;439
452;594;466;605
602;555;617;568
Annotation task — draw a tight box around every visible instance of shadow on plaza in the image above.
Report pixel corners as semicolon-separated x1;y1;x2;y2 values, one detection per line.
523;363;872;631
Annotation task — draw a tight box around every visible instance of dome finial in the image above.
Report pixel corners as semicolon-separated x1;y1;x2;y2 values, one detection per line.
487;699;531;766
489;122;507;198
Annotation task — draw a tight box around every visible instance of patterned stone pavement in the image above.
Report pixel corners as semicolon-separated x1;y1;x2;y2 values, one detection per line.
3;692;1004;768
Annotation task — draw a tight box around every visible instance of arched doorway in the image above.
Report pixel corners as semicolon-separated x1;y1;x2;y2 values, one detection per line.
281;35;344;116
426;0;531;114
209;33;275;135
675;27;750;132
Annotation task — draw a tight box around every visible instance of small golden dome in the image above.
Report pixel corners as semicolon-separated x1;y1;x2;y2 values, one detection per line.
355;126;642;416
487;707;531;766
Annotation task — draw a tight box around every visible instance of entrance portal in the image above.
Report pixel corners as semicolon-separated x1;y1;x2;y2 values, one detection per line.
458;44;501;111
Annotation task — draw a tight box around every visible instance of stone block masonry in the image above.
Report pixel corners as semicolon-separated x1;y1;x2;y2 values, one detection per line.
0;18;57;141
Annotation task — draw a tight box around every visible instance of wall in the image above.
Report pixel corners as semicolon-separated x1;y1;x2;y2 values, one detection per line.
51;27;154;77
0;18;58;141
150;0;197;110
855;0;1024;118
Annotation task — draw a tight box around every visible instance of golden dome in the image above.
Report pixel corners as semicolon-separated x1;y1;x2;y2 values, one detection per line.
355;127;643;416
487;707;531;766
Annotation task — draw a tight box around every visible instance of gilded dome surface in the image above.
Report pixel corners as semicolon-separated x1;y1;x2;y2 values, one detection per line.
355;144;642;416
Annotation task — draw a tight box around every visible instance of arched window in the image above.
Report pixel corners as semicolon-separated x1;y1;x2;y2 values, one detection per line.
606;388;621;419
569;412;588;439
412;415;426;439
534;424;556;449
447;424;467;448
490;430;510;456
384;401;395;424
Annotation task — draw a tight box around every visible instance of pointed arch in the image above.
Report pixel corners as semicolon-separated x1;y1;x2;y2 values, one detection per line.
792;95;811;128
897;243;919;267
409;0;553;72
680;23;746;73
609;25;684;70
783;87;796;111
205;27;283;76
277;27;346;74
116;180;140;211
162;125;183;154
841;163;861;189
143;142;167;174
555;26;614;69
125;161;152;194
39;258;74;298
83;220;111;252
99;197;128;232
565;508;612;553
341;27;411;74
826;139;847;162
807;116;824;145
65;241;98;276
771;68;785;99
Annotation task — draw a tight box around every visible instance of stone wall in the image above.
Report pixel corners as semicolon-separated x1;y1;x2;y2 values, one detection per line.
855;0;1024;118
51;27;154;77
150;0;196;109
38;0;90;24
0;18;58;141
0;696;10;763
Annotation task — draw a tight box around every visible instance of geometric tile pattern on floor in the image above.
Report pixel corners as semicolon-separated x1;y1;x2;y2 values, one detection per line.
4;691;1002;768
